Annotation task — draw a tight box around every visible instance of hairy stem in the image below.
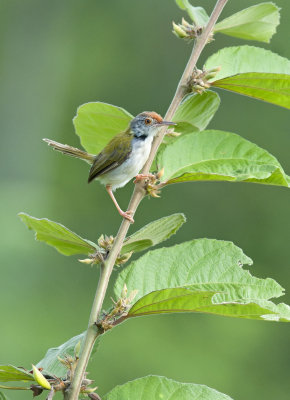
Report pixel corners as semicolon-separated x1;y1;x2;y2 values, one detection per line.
66;1;228;398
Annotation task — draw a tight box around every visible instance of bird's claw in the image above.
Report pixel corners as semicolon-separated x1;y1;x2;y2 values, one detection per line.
134;173;155;184
120;210;134;224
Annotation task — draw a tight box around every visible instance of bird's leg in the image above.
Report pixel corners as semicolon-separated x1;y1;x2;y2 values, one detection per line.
134;173;156;183
106;185;134;224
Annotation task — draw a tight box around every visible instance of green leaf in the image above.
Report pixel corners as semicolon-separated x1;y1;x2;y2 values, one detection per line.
129;288;218;316
73;102;133;154
104;375;233;400
115;239;282;303
122;213;186;254
0;386;29;392
0;366;34;383
172;91;220;133
121;240;153;254
37;332;85;376
205;46;290;108
36;331;100;377
128;288;288;321
19;213;98;256
152;91;220;171
115;239;290;322
204;45;290;81
212;72;290;109
156;130;289;188
175;0;209;26
214;3;280;43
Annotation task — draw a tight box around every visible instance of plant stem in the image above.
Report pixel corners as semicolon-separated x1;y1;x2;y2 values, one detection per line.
66;1;228;398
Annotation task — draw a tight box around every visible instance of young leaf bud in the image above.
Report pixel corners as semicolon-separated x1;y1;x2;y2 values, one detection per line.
156;167;165;180
204;66;221;80
181;17;191;28
172;22;187;38
74;340;81;358
116;251;133;265
84;386;99;394
88;393;102;400
78;258;95;265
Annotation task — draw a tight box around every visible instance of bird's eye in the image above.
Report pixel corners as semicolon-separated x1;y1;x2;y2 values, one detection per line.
144;118;151;125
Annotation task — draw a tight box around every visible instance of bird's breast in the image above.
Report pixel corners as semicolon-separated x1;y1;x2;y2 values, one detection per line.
98;136;153;190
119;136;153;179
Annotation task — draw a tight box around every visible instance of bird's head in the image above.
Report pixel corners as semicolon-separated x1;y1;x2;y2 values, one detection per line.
130;111;176;139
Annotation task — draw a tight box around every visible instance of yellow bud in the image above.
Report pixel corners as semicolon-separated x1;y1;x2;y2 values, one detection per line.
156;167;165;180
204;66;221;80
78;258;94;264
181;18;191;28
83;386;99;394
194;84;205;90
32;365;51;390
204;73;216;80
97;234;105;248
117;251;133;265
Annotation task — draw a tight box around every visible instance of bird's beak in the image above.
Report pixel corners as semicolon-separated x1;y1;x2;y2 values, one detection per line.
159;120;177;126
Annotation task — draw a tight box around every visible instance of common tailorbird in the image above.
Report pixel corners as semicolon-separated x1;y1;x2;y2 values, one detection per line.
44;111;175;223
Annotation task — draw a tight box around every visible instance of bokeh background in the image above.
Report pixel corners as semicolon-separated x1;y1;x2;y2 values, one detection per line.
1;0;290;399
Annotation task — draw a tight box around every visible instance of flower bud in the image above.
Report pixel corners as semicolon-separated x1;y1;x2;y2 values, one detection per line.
78;258;95;265
204;66;221;80
156;167;165;180
88;393;102;400
84;386;99;394
97;234;105;247
181;17;191;28
116;251;133;265
172;22;187;38
74;340;81;358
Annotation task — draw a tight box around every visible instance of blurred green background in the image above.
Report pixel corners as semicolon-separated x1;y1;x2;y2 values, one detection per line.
1;0;290;399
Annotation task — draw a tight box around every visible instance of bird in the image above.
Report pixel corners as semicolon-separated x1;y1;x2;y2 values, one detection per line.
43;111;176;223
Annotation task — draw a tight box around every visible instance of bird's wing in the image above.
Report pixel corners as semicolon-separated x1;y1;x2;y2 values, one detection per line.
88;131;132;183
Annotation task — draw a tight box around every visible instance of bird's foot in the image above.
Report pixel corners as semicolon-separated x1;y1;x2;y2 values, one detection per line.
120;209;134;224
134;173;155;184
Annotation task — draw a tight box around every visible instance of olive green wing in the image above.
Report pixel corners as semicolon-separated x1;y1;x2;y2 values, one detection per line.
88;132;132;183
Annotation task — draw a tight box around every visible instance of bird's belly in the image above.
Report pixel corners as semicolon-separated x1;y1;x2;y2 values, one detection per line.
98;137;152;190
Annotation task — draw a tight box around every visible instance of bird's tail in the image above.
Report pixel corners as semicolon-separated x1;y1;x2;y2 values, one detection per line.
43;139;95;164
